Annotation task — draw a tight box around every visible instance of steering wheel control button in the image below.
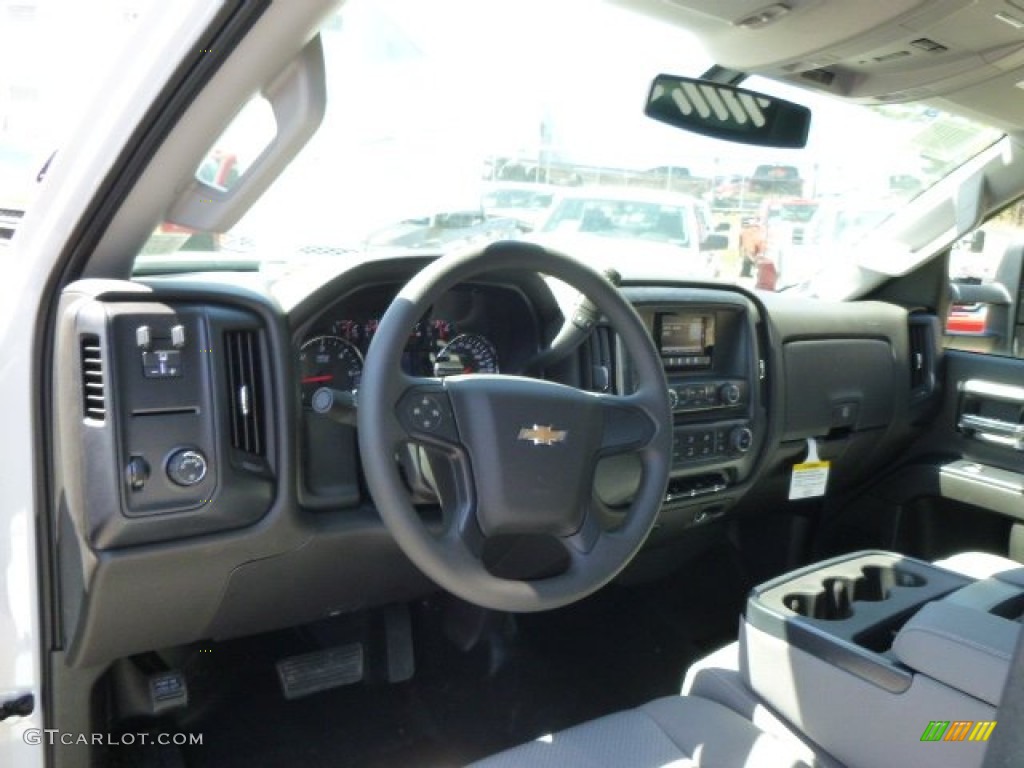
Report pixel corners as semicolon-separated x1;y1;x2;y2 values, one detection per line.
411;395;444;431
399;390;457;442
166;449;208;487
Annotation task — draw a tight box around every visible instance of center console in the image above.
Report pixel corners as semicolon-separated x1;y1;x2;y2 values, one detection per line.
741;550;1022;768
633;295;764;511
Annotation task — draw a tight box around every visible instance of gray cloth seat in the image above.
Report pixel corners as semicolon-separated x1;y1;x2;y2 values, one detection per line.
470;552;1020;768
467;695;815;768
932;550;1024;582
680;551;1023;766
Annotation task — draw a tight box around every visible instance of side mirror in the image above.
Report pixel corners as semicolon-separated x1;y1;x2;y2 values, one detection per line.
701;233;729;252
645;75;811;149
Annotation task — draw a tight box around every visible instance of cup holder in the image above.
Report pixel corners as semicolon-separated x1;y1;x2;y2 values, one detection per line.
854;565;925;601
784;577;854;620
783;565;926;620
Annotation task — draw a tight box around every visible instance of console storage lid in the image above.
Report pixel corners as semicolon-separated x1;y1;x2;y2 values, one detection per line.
892;601;1018;707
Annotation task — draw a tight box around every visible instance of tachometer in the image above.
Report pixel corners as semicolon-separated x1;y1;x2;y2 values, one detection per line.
435;333;499;376
299;335;363;405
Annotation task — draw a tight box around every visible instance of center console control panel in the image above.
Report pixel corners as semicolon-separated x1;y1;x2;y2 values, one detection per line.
667;378;748;412
631;296;763;497
672;420;753;463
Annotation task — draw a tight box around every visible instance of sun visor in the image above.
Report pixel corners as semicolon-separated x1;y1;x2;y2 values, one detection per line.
165;35;327;233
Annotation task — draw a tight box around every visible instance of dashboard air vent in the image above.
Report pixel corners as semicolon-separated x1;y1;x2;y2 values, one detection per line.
225;330;265;456
583;326;614;393
80;334;105;421
908;316;936;398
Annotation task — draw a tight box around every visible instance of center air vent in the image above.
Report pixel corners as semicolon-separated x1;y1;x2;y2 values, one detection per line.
225;330;265;456
80;334;105;421
908;315;938;398
583;326;614;393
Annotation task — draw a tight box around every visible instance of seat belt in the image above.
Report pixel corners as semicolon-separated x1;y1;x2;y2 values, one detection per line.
980;617;1024;767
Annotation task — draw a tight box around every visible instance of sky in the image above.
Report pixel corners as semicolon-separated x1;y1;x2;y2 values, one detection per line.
0;0;163;149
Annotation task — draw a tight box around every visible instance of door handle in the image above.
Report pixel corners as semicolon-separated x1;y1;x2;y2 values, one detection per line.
958;413;1024;449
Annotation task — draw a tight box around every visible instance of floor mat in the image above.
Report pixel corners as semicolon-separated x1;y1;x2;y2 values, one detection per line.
167;539;747;768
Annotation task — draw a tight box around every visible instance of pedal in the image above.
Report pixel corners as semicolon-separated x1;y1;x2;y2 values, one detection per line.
383;604;415;683
276;643;364;700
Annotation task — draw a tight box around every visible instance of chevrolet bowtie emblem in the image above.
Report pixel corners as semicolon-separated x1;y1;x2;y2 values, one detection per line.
517;424;568;446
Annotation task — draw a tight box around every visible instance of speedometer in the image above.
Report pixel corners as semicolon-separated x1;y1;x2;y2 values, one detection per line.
299;335;363;405
435;333;499;376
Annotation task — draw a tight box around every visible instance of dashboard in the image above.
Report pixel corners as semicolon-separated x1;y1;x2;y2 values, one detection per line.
50;257;928;667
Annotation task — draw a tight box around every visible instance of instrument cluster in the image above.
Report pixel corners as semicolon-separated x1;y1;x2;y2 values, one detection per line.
299;316;498;405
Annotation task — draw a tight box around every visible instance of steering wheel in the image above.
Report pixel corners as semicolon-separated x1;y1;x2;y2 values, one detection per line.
358;241;672;612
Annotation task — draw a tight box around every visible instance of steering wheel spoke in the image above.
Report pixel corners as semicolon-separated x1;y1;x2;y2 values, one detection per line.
393;377;486;556
440;489;486;559
596;393;659;456
561;504;604;557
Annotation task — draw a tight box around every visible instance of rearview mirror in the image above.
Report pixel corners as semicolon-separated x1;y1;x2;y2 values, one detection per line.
645;75;811;149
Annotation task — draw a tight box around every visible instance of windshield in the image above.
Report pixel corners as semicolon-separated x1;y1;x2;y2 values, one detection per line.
134;0;1003;292
0;1;172;241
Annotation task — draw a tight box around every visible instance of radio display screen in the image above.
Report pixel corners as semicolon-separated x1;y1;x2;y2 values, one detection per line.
658;313;714;367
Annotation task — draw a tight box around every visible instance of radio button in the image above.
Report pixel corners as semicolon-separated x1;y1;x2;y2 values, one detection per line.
730;427;754;453
720;383;741;405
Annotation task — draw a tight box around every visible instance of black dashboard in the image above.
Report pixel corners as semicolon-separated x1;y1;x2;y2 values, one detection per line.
50;257;930;668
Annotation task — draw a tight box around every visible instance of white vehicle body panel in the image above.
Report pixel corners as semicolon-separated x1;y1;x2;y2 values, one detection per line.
0;2;221;765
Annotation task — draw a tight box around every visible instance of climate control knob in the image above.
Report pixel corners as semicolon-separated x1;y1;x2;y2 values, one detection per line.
720;383;741;406
667;388;679;409
730;427;753;454
166;449;208;486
